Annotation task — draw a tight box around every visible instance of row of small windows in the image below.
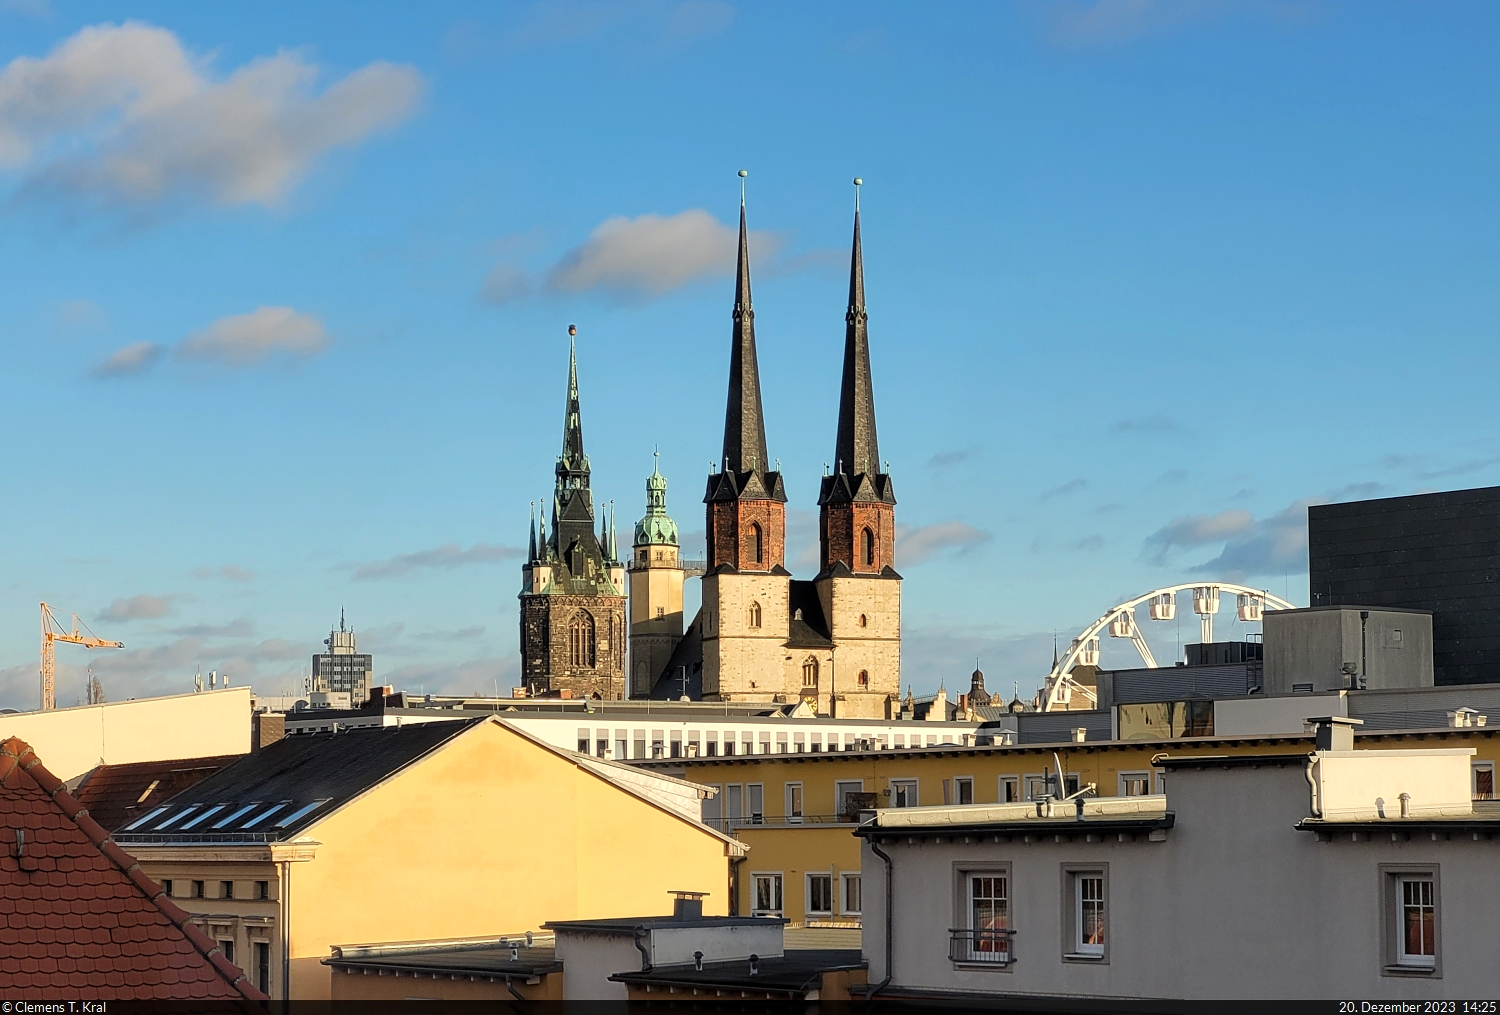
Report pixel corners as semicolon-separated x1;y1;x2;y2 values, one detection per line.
575;727;953;760
163;878;270;901
745;602;869;630
734;523;878;567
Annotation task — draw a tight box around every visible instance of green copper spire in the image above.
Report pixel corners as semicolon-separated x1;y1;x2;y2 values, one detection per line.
634;451;679;547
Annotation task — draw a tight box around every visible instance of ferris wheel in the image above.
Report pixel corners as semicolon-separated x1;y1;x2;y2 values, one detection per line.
1039;583;1297;712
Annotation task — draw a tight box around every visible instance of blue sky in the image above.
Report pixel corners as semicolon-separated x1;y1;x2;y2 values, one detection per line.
1;0;1497;709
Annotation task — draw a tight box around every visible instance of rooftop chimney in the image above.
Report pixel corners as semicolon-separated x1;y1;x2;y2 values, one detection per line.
252;712;285;753
1307;715;1363;752
671;890;707;921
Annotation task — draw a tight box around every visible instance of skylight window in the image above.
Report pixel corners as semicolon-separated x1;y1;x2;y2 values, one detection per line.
241;803;289;829
272;799;330;828
179;804;227;830
211;803;261;829
154;804;202;831
121;805;170;831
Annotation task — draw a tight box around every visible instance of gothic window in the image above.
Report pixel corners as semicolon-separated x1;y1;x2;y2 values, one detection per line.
750;522;764;565
858;670;870;687
859;614;868;628
569;611;596;668
802;656;819;688
749;601;762;629
862;527;876;567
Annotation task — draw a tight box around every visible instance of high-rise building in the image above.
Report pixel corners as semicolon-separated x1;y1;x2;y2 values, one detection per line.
312;611;373;705
628;455;686;698
519;330;628;699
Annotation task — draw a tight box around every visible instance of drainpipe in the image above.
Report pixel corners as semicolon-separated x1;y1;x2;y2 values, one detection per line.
1303;754;1321;818
278;860;292;1003
504;975;525;1001
864;840;894;999
632;925;652;972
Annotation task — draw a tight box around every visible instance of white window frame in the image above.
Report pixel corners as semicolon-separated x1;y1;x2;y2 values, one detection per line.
953;863;1012;970
835;780;864;818
840;871;863;916
1473;761;1495;800
805;872;833;918
701;784;722;829
750;872;784;917
998;775;1020;803
1024;772;1048;801
747;783;765;825
890;778;919;808
1061;864;1108;962
1118;771;1152;797
785;782;804;824
952;776;975;805
1381;865;1441;977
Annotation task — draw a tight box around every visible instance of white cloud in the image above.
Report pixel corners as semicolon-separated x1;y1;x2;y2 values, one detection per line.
1142;508;1253;564
350;543;523;581
90;341;163;378
1191;500;1312;579
96;593;177;622
484;209;784;304
0;21;423;208
177;306;328;366
897;521;992;566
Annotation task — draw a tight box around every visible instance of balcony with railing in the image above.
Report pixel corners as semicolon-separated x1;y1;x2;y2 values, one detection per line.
948;927;1015;966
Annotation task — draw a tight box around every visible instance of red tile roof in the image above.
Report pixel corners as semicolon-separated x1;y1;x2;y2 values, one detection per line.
0;736;267;1002
73;755;243;832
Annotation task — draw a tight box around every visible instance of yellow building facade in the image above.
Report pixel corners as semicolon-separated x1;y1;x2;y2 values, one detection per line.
126;718;744;999
643;726;1500;924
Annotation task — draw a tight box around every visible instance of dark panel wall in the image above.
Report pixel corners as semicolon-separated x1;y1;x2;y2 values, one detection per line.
1308;486;1500;685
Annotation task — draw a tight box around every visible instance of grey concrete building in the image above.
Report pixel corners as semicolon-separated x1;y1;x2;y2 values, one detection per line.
858;723;1498;1001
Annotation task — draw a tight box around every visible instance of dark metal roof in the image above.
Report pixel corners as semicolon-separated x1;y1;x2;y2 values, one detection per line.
72;754;242;832
1156;753;1311;771
649;610;704;700
611;948;864;995
786;581;833;648
544;915;785;934
112;718;482;843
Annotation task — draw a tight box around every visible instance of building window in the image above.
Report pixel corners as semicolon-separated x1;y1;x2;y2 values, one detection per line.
578;735;591;753
953;777;974;805
568;611;596;668
747;783;764;824
785;782;803;823
701;786;722;830
256;881;269;901
162;879;173;897
835;780;864;820
807;874;833;916
953;868;1011;966
1474;761;1495;800
751;873;783;916
802;657;819;688
862;527;875;566
1063;865;1108;961
748;601;762;628
218;940;235;963
890;779;919;808
858;669;869;687
1119;772;1152;797
750;522;763;565
1024;774;1049;801
841;873;863;916
1382;866;1440;976
254;941;271;994
192;880;205;899
220;881;234;900
859;614;867;627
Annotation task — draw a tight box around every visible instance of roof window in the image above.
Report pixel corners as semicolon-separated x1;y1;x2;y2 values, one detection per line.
179;804;228;830
273;799;330;828
211;803;261;829
120;805;170;831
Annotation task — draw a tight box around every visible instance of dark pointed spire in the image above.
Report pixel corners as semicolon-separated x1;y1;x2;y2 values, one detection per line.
561;325;586;472
835;179;880;480
721;172;770;477
528;502;538;561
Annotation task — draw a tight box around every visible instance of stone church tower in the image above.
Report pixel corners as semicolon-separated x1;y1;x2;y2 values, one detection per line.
698;186;901;717
627;454;686;698
519;330;627;699
814;198;901;718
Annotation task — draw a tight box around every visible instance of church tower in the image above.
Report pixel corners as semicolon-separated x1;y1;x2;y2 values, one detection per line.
628;454;686;697
519;327;627;699
815;185;901;718
701;184;796;703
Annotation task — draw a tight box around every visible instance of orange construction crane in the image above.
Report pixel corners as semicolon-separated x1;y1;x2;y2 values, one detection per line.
39;602;124;711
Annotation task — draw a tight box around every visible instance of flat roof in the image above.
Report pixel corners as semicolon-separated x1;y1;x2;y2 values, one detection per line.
610;948;864;995
543;915;786;934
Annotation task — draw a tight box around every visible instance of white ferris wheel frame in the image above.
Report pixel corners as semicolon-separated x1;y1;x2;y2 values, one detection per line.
1040;583;1296;712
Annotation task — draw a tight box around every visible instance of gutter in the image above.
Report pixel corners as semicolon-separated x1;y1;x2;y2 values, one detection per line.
1304;754;1321;818
865;839;894;999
